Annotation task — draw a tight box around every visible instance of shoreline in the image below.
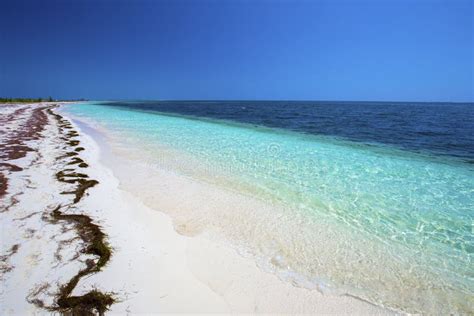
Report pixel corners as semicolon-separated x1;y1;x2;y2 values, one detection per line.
1;103;394;314
63;106;394;314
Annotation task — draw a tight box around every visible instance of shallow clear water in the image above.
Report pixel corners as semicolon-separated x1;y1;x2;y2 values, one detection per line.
64;101;474;313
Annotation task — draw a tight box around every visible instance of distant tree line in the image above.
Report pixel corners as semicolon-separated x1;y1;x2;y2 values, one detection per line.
0;97;88;103
0;97;53;103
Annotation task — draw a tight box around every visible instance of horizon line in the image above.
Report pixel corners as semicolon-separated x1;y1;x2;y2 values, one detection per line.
2;97;473;104
91;99;474;104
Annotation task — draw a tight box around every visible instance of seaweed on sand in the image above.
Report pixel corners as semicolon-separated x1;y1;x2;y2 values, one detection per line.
67;140;80;147
61;179;99;204
45;205;114;315
35;107;117;314
45;205;115;315
57;151;79;160
0;244;20;274
66;157;89;168
56;169;98;204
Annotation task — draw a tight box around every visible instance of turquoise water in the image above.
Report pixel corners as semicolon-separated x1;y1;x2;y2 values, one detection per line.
64;102;474;313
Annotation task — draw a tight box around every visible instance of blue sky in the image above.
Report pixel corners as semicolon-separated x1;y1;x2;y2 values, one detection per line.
1;0;472;101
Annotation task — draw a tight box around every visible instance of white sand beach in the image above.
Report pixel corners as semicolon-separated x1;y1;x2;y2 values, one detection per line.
0;103;393;314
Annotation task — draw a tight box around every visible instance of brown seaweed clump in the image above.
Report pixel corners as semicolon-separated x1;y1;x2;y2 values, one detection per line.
56;170;98;204
45;206;114;315
67;157;89;168
0;244;20;275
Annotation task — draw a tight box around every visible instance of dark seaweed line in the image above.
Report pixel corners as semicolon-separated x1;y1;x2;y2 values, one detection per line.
0;105;50;206
37;108;115;315
0;244;20;277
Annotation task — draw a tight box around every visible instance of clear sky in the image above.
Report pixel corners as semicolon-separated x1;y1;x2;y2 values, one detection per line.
1;0;473;102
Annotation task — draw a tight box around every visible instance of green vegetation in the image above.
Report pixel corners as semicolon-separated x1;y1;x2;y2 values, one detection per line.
0;97;88;103
0;97;45;103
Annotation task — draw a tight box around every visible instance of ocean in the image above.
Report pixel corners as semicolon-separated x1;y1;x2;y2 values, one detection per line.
64;101;474;314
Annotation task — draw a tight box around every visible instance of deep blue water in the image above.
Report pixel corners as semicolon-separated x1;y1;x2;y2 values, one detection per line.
98;101;474;162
